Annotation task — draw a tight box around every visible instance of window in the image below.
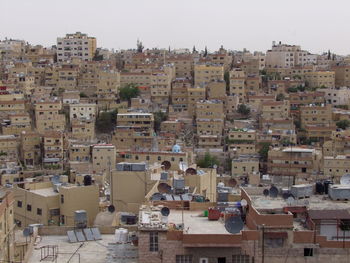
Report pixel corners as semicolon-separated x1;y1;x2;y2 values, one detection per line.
266;238;284;248
149;232;159;251
27;204;32;211
304;248;313;257
176;255;193;263
37;208;42;215
60;215;65;225
60;194;64;204
158;156;161;161
17;201;22;208
232;255;250;263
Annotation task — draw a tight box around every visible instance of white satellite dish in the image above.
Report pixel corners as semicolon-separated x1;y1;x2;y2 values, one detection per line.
286;196;295;206
240;199;248;207
340;174;350;185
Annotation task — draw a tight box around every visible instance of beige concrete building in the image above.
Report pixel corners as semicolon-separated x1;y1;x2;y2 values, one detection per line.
70;119;95;142
304;71;335;88
166;55;193;78
265;42;309;68
14;181;99;227
57;32;97;62
0;135;18;159
120;72;152;87
319;87;350;106
300;104;333;128
19;131;42;168
43;131;64;169
116;149;191;171
206;80;226;100
187;87;205;117
231;155;259;177
113;112;154;151
332;65;350;87
268;147;322;182
170;78;190;114
69;103;96;121
194;64;224;87
111;162;159;213
324;155;350;183
261;100;290;120
227;128;256;155
1;113;31;135
0;190;15;262
196;100;224;149
92;144;116;174
35;100;65;133
229;68;246;102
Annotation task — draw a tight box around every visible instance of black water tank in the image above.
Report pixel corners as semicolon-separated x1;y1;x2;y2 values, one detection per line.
316;182;325;194
83;175;92;186
324;180;333;195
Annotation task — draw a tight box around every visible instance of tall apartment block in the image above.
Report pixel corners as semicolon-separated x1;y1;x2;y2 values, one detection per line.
56;32;96;62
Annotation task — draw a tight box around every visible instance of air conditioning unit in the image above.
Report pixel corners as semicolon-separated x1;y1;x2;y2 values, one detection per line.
199;258;209;263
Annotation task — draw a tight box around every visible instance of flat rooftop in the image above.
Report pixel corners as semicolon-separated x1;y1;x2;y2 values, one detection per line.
168;210;246;234
28;235;138;263
30;188;59;197
250;193;350;211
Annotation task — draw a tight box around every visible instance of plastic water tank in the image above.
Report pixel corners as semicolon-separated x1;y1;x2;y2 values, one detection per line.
115;228;128;243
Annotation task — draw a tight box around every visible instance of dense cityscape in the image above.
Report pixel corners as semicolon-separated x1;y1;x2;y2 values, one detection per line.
0;32;350;262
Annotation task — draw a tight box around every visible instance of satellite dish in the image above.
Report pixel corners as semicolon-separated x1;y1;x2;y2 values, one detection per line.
304;200;309;206
225;216;244;234
161;161;171;171
107;205;115;213
269;186;278;198
160;207;170;216
150;193;165;201
263;189;270;197
286;196;295;206
240;199;248;207
185;168;197;175
23;227;33;237
51;175;60;184
157;183;172;194
340;174;350;185
282;193;289;200
228;178;237;187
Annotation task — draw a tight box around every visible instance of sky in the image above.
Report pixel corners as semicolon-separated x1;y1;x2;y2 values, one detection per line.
1;0;350;55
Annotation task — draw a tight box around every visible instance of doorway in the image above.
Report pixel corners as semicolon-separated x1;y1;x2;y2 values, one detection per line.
218;257;226;263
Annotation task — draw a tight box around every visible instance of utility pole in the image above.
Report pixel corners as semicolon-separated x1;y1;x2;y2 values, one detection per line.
262;224;265;263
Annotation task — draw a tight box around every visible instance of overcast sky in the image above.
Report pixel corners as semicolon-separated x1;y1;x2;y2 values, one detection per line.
1;0;349;54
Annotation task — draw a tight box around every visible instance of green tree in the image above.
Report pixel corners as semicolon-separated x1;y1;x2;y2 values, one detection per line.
259;142;271;162
204;46;208;57
79;92;88;98
154;111;168;132
95;109;118;134
237;104;250;116
197;153;219;168
276;93;285;101
336;120;350;130
192;45;197;53
287;87;298;93
119;84;140;104
136;39;144;53
297;85;305;92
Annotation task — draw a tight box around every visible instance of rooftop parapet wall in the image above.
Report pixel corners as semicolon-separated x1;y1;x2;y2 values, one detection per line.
241;188;294;229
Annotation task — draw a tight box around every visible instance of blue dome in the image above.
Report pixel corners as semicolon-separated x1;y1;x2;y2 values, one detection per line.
172;144;181;153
